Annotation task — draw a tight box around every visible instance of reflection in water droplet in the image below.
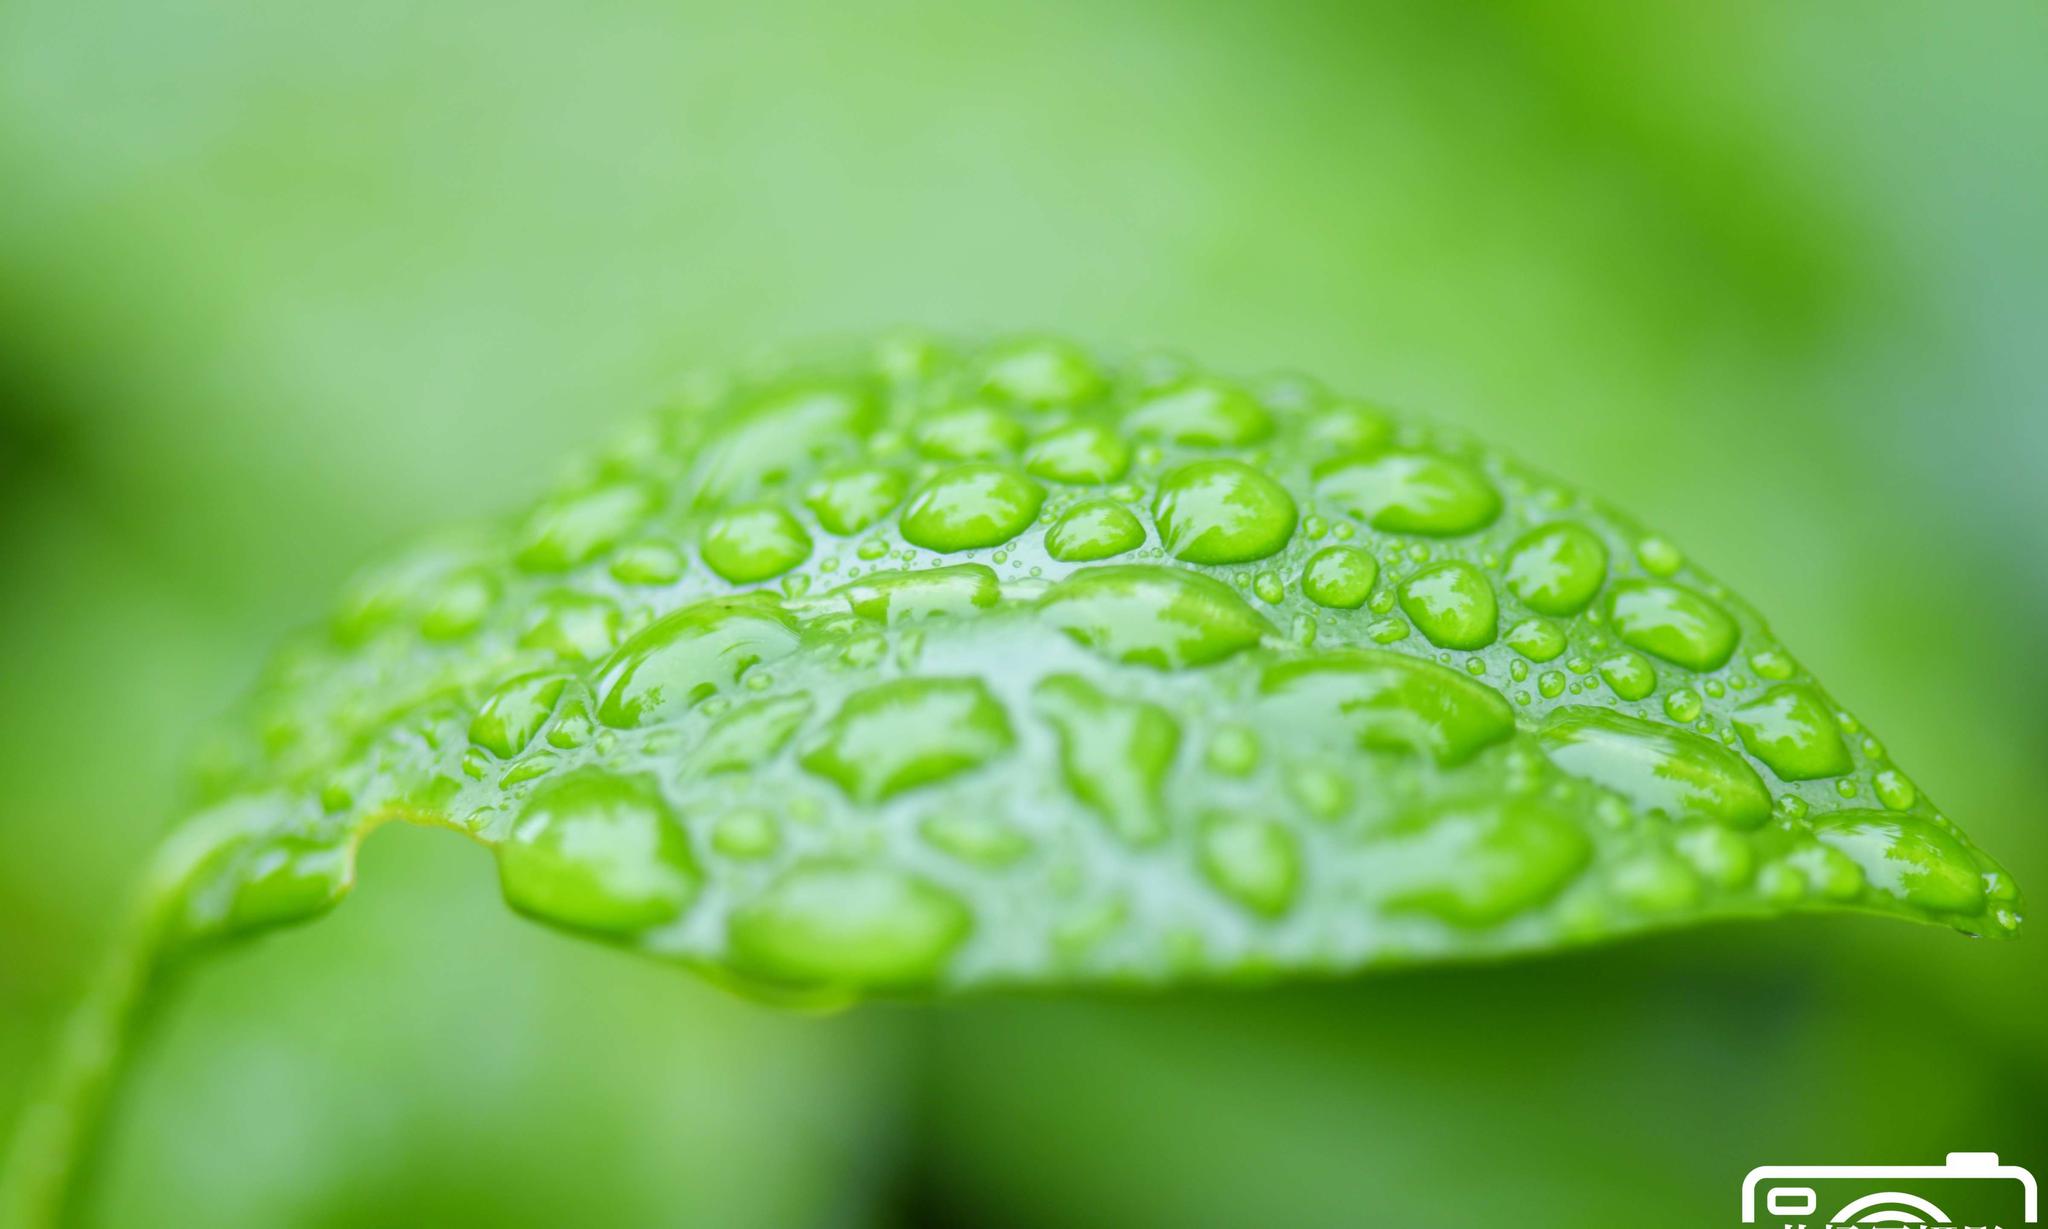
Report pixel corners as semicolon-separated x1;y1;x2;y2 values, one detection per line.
596;601;801;728
1035;674;1181;845
800;678;1015;803
1504;523;1608;616
1607;581;1738;672
495;770;700;935
1152;461;1298;565
1259;651;1514;766
900;465;1046;552
1398;562;1499;650
1198;814;1301;917
727;862;973;989
1046;501;1148;562
1731;685;1851;781
1038;566;1275;669
1315;451;1500;537
701;504;813;583
1538;707;1771;828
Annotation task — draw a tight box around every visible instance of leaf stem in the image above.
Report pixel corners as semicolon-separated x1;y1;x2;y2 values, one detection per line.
0;904;172;1229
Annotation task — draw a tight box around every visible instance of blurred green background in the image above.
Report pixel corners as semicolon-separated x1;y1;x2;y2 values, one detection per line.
2;1;2044;1225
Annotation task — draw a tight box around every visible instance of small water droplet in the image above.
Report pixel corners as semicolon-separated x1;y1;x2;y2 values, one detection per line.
1198;814;1301;917
1731;685;1851;781
495;770;700;935
1301;546;1378;609
1504;523;1608;616
1046;500;1148;562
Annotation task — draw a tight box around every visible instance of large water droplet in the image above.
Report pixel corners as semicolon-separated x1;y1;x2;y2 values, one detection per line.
1038;566;1275;669
804;466;908;536
1504;523;1608;616
1259;651;1515;766
1383;798;1590;927
977;337;1106;410
690;694;815;775
1024;424;1131;484
834;564;1002;624
495;770;701;935
727;862;973;989
419;568;499;641
1811;812;1986;915
1606;582;1738;672
1538;707;1771;828
518;590;625;661
1731;685;1851;781
800;678;1016;802
470;673;570;759
1151;461;1298;564
1034;674;1181;845
1314;452;1501;537
916;406;1027;460
701;504;813;583
1198;814;1301;918
688;379;878;508
899;464;1046;552
596;600;801;727
1126;377;1273;447
1046;500;1148;562
516;482;661;572
1398;562;1499;650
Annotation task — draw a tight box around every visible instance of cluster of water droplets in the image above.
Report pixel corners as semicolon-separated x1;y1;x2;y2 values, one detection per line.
161;333;2019;1000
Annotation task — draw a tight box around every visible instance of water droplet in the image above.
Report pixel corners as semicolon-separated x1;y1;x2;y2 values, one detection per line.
1023;423;1132;485
518;590;625;661
805;466;908;536
800;678;1016;803
420;569;499;641
1038;566;1275;669
1126;377;1273;447
1205;725;1262;776
1663;688;1703;724
1314;452;1501;537
178;821;353;940
1607;582;1738;672
1503;618;1566;663
1150;461;1297;565
1609;852;1701;912
1538;707;1772;828
916;405;1026;460
1504;523;1608;616
1537;670;1566;699
688;379;878;508
834;564;1001;624
1383;798;1590;927
470;673;570;758
609;540;687;586
1398;562;1499;650
711;808;781;860
1811;812;1985;915
1731;685;1851;781
495;770;700;935
1287;767;1351;821
920;813;1034;867
1301;546;1378;609
1597;651;1657;701
1305;401;1393;454
977;337;1106;410
1675;824;1754;888
691;694;815;775
900;464;1045;552
1259;651;1515;766
1034;674;1181;845
597;600;802;727
1198;814;1300;917
700;504;813;584
1634;536;1684;577
1748;648;1797;681
516;482;661;572
1046;501;1148;562
1874;769;1917;812
727;862;973;989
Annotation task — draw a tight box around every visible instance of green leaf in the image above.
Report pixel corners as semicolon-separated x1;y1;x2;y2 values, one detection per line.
155;334;2021;1002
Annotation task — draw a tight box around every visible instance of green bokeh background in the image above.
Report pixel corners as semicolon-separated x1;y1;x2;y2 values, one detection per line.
2;2;2043;1225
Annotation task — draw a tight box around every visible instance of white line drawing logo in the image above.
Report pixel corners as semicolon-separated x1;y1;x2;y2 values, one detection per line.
1742;1153;2038;1227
